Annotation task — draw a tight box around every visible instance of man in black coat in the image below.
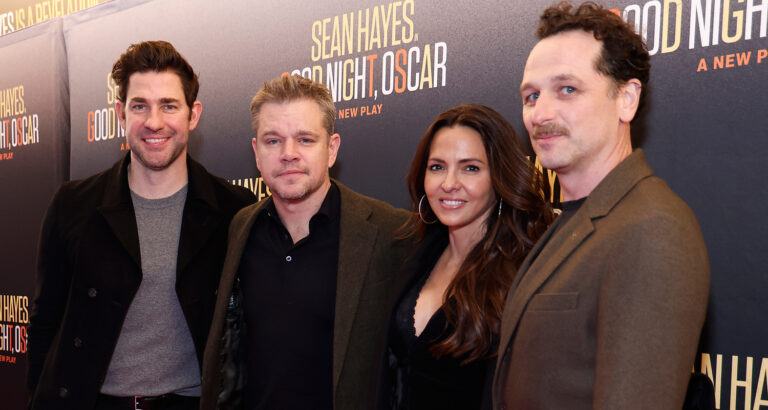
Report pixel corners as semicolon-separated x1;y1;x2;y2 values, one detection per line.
26;41;255;410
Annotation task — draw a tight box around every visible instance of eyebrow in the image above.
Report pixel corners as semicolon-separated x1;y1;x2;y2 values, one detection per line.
520;73;582;92
127;97;182;104
553;74;579;83
428;157;486;164
259;129;322;138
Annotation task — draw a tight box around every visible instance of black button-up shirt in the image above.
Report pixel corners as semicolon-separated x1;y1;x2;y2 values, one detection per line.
239;183;340;410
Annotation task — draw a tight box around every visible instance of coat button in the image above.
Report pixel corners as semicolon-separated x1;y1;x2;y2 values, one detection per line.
87;288;98;298
58;387;69;398
73;337;82;348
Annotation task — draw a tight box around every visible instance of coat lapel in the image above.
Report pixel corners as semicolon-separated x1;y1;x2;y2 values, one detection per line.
497;213;595;356
221;201;265;286
332;183;378;394
496;150;655;373
97;154;141;270
176;158;225;276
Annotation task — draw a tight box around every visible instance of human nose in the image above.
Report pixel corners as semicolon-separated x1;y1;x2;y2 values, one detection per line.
280;138;299;161
529;93;555;127
441;169;460;192
144;107;163;131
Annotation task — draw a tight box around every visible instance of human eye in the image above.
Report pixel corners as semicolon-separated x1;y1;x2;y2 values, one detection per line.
130;103;147;112
427;163;444;171
263;137;280;145
560;85;576;95
464;164;480;172
522;91;539;106
298;136;316;145
162;103;179;112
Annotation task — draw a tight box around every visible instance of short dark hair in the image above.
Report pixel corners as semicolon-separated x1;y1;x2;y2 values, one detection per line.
111;40;199;109
537;1;651;115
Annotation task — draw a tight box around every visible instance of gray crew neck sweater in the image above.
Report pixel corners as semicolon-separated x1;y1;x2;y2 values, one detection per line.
100;185;201;396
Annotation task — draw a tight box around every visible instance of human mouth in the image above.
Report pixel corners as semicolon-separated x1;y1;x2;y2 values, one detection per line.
439;199;466;208
277;169;306;177
142;134;170;145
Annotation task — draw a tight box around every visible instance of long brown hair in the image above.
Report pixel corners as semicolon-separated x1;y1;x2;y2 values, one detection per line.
404;104;553;362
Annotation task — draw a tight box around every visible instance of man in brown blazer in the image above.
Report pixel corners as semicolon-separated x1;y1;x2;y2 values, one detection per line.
199;74;409;410
494;3;710;409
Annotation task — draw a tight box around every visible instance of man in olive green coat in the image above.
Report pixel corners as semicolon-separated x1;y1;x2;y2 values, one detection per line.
200;74;409;410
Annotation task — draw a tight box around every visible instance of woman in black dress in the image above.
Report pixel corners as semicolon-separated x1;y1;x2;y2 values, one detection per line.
386;104;553;409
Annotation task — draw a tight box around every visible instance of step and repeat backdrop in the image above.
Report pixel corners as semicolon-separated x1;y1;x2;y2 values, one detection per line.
1;0;766;408
0;15;71;408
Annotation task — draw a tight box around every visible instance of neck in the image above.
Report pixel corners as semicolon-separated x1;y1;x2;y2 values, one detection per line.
559;131;632;201
273;178;332;243
128;154;189;199
445;210;489;263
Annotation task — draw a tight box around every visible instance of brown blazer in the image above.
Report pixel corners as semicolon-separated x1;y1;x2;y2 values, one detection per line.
493;150;710;409
200;181;410;410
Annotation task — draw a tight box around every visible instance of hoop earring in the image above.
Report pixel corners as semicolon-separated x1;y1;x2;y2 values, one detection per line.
418;195;437;224
497;200;503;217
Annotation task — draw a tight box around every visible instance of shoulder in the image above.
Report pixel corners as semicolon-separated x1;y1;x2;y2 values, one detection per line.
338;183;410;228
611;175;702;233
231;197;268;225
49;166;115;213
189;159;257;212
594;175;709;282
208;174;257;208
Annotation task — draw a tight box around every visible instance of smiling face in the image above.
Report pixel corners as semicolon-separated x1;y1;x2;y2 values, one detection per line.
424;125;496;236
252;99;340;204
116;70;201;174
520;30;627;178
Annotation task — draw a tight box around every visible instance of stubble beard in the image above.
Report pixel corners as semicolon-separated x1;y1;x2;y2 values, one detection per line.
130;130;187;172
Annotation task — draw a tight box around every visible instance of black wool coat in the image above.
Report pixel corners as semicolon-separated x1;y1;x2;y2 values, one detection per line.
27;154;255;410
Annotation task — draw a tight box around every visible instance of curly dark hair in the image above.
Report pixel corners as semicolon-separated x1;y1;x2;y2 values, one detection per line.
111;40;199;110
537;1;651;116
404;104;554;363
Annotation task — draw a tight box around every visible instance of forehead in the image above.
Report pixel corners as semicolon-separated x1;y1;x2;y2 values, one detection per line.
522;30;604;86
258;99;326;132
125;70;185;99
430;126;487;159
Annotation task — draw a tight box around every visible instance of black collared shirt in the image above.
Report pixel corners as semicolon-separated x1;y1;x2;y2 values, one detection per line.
239;183;340;410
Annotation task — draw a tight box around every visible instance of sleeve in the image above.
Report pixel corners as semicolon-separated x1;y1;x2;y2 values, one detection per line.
26;186;73;394
593;210;710;409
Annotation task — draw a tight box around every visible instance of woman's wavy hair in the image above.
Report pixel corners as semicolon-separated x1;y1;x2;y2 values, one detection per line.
403;104;554;363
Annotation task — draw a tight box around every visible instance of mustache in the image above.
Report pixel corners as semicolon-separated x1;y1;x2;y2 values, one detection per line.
532;123;570;139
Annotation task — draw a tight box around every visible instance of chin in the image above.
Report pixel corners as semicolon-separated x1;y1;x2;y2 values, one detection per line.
273;186;310;201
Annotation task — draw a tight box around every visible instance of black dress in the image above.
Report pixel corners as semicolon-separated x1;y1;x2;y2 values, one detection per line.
386;232;494;410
